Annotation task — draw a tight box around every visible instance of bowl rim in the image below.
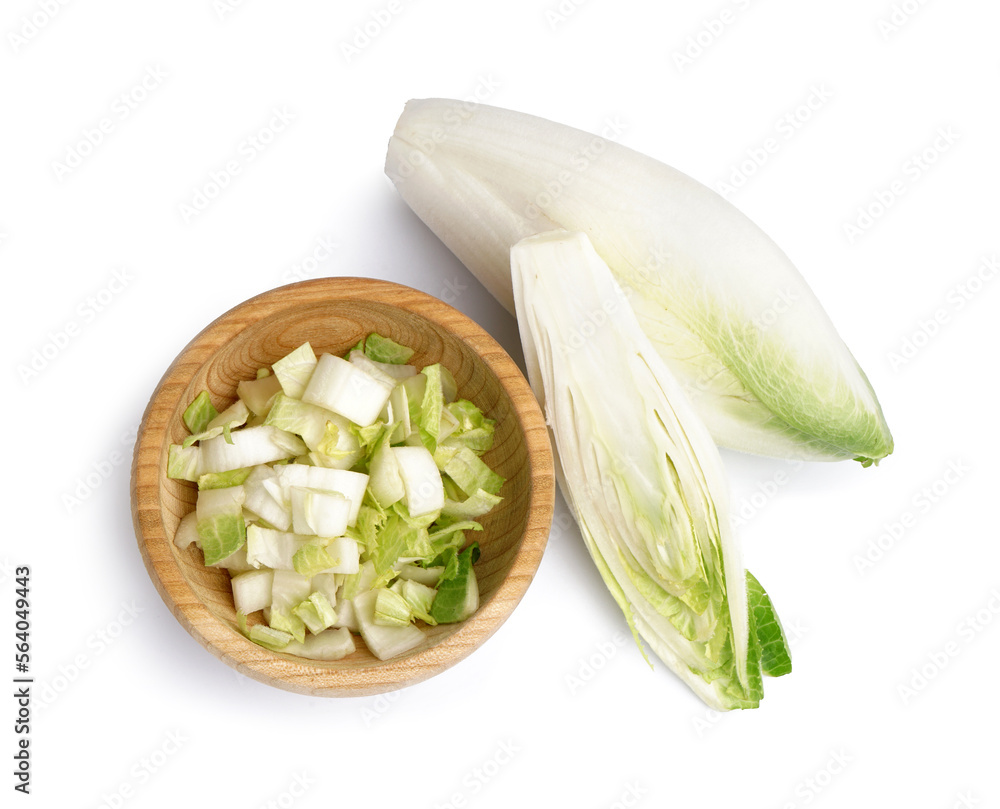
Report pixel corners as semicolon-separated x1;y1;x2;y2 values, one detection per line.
130;276;554;696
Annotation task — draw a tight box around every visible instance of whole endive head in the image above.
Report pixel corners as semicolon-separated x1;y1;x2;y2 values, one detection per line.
386;98;893;466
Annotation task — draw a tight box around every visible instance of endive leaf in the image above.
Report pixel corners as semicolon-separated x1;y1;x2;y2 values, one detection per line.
385;99;892;465
511;230;788;710
747;570;793;678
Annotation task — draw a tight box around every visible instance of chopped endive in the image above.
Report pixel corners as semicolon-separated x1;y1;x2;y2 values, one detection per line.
282;627;355;661
434;445;505;497
293;591;338;635
303;353;394;428
263;393;350;452
354;590;425;660
269;608;306;644
291;543;339;577
441;399;496;453
361;333;415;365
393;445;445;517
237;373;283;418
397;579;437;624
167;444;201;482
290;487;351;537
368;442;406;508
429;543;480;624
183;391;218;433
274;465;368;526
173;511;199;549
195;486;246;565
198;467;252;490
310;572;339;606
385;99;893;465
333;599;359;632
382;383;411;444
231;568;274;614
248;623;293;651
373;588;413;627
183;400;250;448
170;333;504;663
242;465;291;531
272;341;317;399
510;230;790;710
414;364;444;450
349;351;400;390
246;525;315;570
211;544;254;572
441;489;502;520
200;425;306;473
270;569;312;612
323;536;361;574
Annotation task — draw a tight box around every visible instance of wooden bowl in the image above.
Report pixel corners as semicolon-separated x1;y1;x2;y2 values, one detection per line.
131;277;554;696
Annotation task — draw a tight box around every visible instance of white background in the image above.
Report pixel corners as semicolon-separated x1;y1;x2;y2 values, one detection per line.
3;0;998;806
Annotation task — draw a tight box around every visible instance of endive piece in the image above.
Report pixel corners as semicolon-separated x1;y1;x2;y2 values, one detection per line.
511;230;790;710
385;99;893;465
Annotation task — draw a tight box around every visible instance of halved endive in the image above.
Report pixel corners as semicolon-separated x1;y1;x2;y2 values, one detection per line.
385;99;893;465
512;230;791;709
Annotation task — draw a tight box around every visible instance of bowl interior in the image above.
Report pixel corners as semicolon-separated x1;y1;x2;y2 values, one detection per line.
132;278;553;695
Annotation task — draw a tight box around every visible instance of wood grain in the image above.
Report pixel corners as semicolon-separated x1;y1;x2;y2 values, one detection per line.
130;277;554;696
